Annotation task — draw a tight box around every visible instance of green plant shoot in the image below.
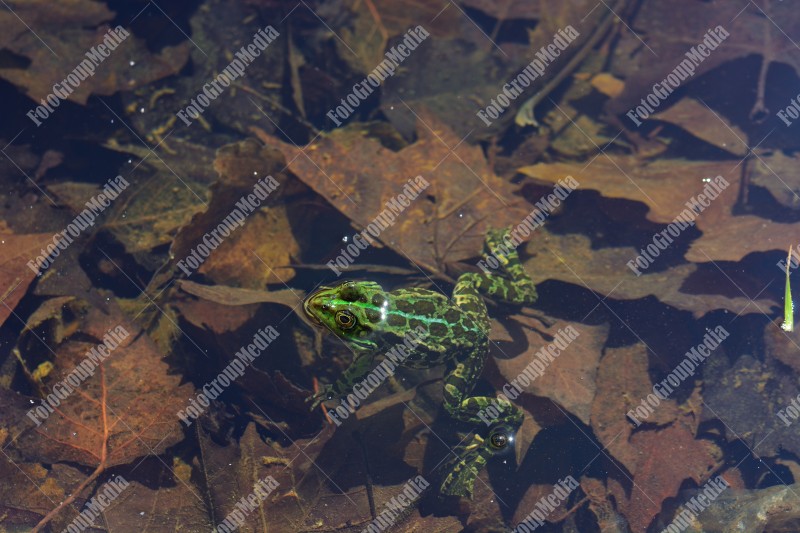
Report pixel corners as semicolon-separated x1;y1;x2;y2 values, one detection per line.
782;246;794;332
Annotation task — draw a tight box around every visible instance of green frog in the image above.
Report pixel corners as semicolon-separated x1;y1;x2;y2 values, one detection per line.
303;229;537;498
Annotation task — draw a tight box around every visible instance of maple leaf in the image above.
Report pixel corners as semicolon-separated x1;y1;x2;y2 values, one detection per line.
258;111;534;276
606;0;800;119
8;300;194;531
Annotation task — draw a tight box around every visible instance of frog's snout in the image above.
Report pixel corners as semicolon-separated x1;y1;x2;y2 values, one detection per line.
303;287;330;326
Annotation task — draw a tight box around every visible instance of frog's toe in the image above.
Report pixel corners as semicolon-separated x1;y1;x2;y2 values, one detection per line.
306;386;335;411
438;455;483;499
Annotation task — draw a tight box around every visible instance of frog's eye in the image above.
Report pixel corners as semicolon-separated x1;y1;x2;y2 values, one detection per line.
489;430;509;450
335;310;357;330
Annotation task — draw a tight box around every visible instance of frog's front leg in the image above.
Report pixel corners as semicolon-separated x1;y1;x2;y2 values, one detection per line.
307;344;376;411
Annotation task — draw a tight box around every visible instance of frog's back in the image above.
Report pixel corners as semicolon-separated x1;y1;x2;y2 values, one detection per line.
381;287;487;368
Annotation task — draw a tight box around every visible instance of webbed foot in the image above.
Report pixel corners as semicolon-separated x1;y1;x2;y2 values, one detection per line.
437;425;515;499
306;385;335;411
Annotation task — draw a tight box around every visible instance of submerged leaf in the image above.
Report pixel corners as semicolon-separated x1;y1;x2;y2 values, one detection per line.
12;301;194;467
260;111;534;275
0;232;53;328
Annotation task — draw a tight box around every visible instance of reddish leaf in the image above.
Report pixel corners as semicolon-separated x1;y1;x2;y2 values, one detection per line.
591;345;679;474
0;232;53;328
258;111;534;275
625;423;720;532
13;301;194;467
493;314;608;424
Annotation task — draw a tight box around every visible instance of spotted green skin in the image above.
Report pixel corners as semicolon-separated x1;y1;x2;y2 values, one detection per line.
304;229;538;498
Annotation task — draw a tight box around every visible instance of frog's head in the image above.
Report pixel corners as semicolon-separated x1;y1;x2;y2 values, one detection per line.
303;281;388;349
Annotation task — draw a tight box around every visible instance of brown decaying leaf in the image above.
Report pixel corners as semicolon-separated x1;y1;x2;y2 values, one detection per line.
624;423;719;533
702;352;800;458
168;139;299;287
651;98;749;156
750;151;800;209
173;288;260;336
330;0;461;77
511;482;571;530
590;73;625;99
493;313;608;425
260;111;534;275
0;1;190;104
103;466;211;532
198;204;299;287
591;344;679;474
585;342;722;532
528;230;775;318
0;232;54;328
605;0;800;118
520;156;800;262
518;157;738;226
0;457;86;531
196;421;463;532
179;279;303;308
581;476;628;533
381;0;605;139
13;301;194;467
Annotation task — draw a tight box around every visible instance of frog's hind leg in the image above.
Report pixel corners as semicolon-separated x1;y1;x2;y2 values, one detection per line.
439;344;522;497
437;425;516;498
437;433;490;498
441;346;522;431
481;227;538;305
